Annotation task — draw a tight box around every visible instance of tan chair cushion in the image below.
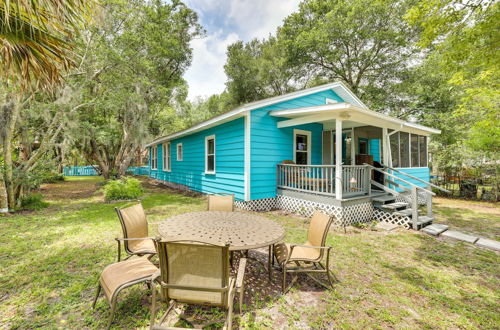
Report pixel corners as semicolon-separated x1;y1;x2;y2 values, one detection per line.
307;211;332;247
118;204;149;251
100;257;158;301
274;242;321;264
207;194;234;212
129;238;156;254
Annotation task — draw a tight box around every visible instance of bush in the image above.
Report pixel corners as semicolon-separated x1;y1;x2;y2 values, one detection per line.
104;177;144;201
43;172;65;183
20;193;49;211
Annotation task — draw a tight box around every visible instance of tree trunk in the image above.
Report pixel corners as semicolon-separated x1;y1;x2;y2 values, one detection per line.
0;179;8;213
2;98;20;209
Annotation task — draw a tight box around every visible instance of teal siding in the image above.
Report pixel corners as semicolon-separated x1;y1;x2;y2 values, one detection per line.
250;90;343;200
369;139;381;162
393;167;430;190
149;118;245;200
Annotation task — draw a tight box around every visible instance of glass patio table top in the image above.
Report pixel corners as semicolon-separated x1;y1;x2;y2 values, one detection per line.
158;211;285;250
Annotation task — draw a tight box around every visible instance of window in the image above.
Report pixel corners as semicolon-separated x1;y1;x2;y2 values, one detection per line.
390;133;400;167
151;145;157;170
388;132;428;168
411;134;419;167
177;143;183;161
399;132;410;167
205;135;215;174
294;129;311;165
163;142;171;171
419;136;427;167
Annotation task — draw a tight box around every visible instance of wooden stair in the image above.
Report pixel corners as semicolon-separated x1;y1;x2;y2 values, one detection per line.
372;193;433;230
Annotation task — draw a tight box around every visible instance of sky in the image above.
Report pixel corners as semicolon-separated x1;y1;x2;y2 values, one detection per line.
183;0;301;100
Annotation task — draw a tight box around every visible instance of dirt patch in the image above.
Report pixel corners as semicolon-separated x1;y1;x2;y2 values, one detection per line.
434;197;500;215
40;178;102;201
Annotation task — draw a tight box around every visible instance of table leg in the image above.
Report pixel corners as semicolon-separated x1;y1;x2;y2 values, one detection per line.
268;245;273;281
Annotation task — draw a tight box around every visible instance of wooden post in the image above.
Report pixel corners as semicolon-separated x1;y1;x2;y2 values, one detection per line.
426;184;433;218
335;120;343;199
351;127;355;165
365;165;371;196
411;186;419;230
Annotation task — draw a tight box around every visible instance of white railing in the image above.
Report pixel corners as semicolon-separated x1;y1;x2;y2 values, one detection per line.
276;164;370;197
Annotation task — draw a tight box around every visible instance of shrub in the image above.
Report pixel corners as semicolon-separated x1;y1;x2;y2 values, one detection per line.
43;172;65;183
20;193;49;211
104;177;144;201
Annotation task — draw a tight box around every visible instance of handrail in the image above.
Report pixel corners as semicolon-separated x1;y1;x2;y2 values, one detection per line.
364;164;435;196
382;165;450;194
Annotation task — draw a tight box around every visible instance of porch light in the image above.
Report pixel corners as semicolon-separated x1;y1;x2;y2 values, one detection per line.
350;177;357;189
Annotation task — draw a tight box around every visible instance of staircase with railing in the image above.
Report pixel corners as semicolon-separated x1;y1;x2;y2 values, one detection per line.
365;164;450;230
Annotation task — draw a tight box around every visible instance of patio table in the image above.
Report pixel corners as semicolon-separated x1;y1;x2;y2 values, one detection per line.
158;211;286;279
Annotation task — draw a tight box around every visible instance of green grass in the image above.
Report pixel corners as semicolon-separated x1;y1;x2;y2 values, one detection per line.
0;177;499;329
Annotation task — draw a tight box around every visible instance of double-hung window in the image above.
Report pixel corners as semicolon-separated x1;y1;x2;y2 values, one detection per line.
293;129;311;165
163;142;171;171
205;135;215;174
151;146;158;170
177;143;183;161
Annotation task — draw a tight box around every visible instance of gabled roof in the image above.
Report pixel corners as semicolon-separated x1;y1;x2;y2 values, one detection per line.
146;81;438;147
146;81;366;147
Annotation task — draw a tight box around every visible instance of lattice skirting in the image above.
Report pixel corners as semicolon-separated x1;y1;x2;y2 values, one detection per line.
373;209;411;229
234;198;277;212
237;196;374;227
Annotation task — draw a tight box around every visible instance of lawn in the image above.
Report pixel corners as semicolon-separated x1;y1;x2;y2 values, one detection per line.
0;177;499;329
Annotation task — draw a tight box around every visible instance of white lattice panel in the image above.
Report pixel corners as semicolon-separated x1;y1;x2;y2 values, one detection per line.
373;209;411;229
342;203;374;226
234;198;277;211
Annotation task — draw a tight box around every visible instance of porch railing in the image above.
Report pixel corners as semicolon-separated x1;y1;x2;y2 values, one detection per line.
276;164;371;197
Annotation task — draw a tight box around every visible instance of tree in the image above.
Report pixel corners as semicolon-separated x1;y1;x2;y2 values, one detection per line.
277;0;420;111
0;0;94;89
224;37;307;106
406;0;499;164
69;0;202;179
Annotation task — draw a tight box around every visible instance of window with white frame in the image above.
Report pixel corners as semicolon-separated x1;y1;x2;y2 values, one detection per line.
163;142;171;171
177;143;183;161
389;132;427;168
151;145;158;169
205;135;215;174
294;129;311;165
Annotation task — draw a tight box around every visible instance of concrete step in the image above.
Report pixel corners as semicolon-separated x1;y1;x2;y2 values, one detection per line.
372;195;396;203
381;202;409;210
416;216;434;226
393;209;413;217
421;223;449;236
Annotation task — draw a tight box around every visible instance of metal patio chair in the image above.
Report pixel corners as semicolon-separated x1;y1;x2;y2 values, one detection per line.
115;203;156;261
92;257;158;329
273;211;336;293
150;239;246;330
207;193;235;212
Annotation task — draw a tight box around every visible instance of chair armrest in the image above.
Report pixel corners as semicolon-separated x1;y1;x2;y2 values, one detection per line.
289;244;332;252
115;237;155;241
151;270;161;282
235;258;247;289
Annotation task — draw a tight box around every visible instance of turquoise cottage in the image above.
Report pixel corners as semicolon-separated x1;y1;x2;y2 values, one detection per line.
146;82;442;229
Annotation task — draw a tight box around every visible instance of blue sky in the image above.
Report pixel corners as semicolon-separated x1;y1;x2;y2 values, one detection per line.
183;0;301;100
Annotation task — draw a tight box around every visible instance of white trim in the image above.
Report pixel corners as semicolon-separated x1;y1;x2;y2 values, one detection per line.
293;129;312;165
335;120;343;199
163;142;171;172
151;145;158;170
205;135;216;174
350;127;355;165
271;103;441;136
244;112;251;201
176;143;183;161
146;81;370;147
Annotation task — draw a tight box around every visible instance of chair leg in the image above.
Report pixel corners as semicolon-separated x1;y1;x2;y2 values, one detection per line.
268;246;272;281
106;297;118;330
282;266;286;293
150;282;157;329
92;283;101;309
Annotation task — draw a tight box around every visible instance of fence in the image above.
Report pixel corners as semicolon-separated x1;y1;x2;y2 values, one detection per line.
63;166;150;177
63;166;98;176
431;175;499;201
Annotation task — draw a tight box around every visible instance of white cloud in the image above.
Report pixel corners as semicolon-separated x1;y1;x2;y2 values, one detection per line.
183;0;301;99
184;31;240;100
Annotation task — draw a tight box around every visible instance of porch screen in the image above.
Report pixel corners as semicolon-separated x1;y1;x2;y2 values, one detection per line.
399;132;410;167
295;133;309;165
389;132;428;168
